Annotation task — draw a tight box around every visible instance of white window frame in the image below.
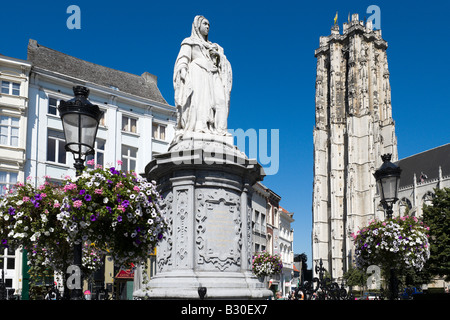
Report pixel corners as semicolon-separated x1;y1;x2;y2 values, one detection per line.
0;171;18;195
48;97;61;116
122;115;137;134
152;122;166;141
47;129;67;165
0;247;16;290
0;115;20;147
99;109;106;127
121;145;137;172
87;138;106;168
1;81;20;96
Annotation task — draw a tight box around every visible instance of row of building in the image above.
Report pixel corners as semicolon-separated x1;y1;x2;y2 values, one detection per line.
0;39;295;299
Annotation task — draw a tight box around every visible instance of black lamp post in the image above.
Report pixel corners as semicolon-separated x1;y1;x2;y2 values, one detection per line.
58;86;103;299
58;86;103;176
373;154;402;219
373;153;402;300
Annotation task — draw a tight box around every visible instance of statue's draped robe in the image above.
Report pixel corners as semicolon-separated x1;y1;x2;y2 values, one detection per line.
174;16;232;137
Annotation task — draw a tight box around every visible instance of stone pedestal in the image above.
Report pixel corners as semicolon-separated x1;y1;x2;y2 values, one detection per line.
133;134;272;299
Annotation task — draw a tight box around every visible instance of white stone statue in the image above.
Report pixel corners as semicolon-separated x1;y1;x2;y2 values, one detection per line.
173;15;232;140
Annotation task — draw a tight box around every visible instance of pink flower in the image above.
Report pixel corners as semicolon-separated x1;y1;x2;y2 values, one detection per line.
23;196;30;202
53;202;60;208
117;160;123;165
117;205;125;212
94;188;103;195
63;183;77;192
73;200;83;208
133;186;140;192
38;185;46;190
87;159;95;166
40;193;47;198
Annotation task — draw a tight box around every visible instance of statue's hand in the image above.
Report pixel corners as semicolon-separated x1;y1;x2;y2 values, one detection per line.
180;68;187;82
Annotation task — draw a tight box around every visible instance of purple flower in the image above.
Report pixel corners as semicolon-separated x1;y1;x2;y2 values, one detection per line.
8;207;15;215
109;167;119;175
158;233;163;240
34;194;42;201
90;214;97;222
117;216;122;222
79;189;86;195
84;194;92;201
106;206;112;213
121;200;130;208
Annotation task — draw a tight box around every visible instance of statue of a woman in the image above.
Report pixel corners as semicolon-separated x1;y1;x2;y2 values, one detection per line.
173;15;232;141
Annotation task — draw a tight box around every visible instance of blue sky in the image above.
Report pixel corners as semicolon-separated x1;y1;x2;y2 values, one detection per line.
2;0;449;267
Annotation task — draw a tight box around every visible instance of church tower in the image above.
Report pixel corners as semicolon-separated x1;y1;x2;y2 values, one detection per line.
312;14;398;280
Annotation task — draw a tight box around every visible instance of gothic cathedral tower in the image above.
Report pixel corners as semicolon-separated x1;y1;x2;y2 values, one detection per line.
312;14;398;280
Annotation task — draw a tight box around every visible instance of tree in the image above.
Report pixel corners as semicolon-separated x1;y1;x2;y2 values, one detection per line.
422;187;450;281
343;265;369;296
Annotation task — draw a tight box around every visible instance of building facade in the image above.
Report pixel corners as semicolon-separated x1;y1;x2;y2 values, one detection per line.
252;182;269;253
251;182;295;296
312;15;398;281
279;206;294;296
2;39;176;298
0;53;31;297
26;39;176;185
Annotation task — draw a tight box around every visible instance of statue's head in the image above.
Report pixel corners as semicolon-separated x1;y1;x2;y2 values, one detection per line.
192;15;210;41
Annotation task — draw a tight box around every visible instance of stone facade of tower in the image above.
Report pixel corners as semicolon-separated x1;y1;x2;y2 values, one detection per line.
312;14;398;280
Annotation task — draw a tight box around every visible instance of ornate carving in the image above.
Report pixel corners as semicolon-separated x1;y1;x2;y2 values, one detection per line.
196;188;241;271
175;189;189;268
157;191;173;272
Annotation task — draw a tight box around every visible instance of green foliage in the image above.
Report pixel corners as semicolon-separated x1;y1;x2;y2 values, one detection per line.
422;187;450;281
343;265;368;289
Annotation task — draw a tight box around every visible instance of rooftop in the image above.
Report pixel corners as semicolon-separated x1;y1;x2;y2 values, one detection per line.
396;143;450;188
27;39;169;105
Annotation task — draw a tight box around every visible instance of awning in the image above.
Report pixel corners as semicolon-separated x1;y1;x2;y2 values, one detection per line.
115;263;135;280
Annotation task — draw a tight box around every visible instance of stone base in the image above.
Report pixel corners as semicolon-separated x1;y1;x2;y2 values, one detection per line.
134;136;270;300
134;270;272;300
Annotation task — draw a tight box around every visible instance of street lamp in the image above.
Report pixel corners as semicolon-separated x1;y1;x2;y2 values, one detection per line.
373;154;402;219
373;153;402;300
58;86;103;175
58;86;103;299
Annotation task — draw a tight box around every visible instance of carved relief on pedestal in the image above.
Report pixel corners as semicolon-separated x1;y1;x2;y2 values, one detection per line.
157;191;173;272
175;189;189;268
196;188;241;271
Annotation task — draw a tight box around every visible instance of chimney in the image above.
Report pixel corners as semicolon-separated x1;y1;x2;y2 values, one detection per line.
141;72;157;85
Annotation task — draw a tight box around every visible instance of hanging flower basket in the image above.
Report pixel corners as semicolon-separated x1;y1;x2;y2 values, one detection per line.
352;216;430;271
0;163;168;273
252;251;283;278
58;164;167;266
0;178;73;269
